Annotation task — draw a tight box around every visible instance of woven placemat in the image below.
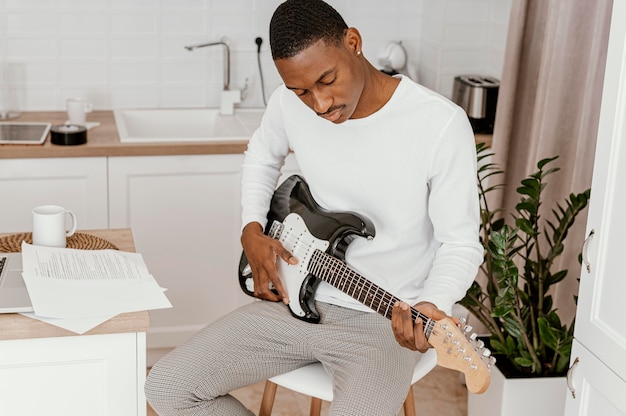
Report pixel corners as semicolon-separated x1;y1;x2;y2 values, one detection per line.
0;232;118;252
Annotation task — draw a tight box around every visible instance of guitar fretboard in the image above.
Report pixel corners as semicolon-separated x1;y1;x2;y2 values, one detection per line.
307;249;434;338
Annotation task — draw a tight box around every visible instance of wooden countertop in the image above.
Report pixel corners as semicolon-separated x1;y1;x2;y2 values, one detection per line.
0;111;249;159
0;228;150;341
0;111;492;159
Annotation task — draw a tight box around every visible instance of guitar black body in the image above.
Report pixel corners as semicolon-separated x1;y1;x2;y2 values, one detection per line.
238;175;376;323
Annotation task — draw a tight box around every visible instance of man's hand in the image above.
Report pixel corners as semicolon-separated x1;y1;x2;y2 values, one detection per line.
391;301;448;353
240;222;298;304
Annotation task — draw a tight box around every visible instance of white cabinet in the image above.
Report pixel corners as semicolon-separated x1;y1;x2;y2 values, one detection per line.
0;332;146;416
566;340;626;416
565;1;626;414
0;157;108;233
108;154;248;348
108;153;300;350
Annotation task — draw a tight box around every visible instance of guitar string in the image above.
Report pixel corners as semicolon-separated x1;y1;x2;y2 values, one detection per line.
268;229;489;365
309;250;437;336
275;230;437;335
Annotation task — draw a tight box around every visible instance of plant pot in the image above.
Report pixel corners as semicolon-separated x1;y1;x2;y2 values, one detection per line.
468;361;567;416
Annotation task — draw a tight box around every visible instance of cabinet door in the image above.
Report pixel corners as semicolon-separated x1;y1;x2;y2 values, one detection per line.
0;157;108;233
573;0;626;378
564;340;626;416
108;155;249;348
0;332;144;416
108;154;301;351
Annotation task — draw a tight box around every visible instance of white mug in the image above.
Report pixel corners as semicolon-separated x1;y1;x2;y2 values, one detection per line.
66;98;93;126
32;205;77;248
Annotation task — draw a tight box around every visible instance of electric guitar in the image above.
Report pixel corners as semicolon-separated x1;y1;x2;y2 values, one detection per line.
238;175;493;394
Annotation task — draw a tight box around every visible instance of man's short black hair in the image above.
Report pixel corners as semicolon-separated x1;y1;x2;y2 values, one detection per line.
270;0;349;60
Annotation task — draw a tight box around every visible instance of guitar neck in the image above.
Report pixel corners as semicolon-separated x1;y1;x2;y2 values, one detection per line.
308;249;434;337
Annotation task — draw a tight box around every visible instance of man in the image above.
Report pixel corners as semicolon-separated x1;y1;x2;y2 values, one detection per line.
145;1;483;415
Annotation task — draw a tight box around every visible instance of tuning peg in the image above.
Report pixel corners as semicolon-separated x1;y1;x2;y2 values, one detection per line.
463;325;473;333
457;317;467;327
469;333;478;341
483;355;496;367
476;340;484;349
482;349;491;357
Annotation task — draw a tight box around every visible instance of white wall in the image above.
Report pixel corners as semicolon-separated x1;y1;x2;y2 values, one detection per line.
0;0;511;112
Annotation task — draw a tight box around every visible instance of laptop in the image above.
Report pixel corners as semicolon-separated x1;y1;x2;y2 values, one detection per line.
0;253;34;313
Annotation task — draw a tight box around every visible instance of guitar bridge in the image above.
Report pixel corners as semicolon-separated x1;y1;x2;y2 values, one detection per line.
269;220;284;240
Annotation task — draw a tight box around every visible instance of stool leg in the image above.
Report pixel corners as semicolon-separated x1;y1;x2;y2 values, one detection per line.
259;380;278;416
403;385;417;416
310;397;322;416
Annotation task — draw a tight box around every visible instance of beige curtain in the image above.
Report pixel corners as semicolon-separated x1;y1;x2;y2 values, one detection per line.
490;0;613;322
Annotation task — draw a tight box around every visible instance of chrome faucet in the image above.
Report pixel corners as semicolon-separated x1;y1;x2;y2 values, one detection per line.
184;40;241;115
184;41;231;90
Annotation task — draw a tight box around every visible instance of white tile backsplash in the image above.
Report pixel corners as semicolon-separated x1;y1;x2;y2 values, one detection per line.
446;0;490;22
7;37;57;59
0;0;511;110
111;62;158;85
60;62;108;85
161;12;207;35
6;12;57;34
443;24;488;45
22;62;57;84
160;85;207;108
111;37;160;59
58;13;108;34
111;13;158;34
60;37;107;59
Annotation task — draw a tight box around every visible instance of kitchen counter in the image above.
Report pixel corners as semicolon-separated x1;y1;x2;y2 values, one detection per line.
0;111;249;159
0;111;492;159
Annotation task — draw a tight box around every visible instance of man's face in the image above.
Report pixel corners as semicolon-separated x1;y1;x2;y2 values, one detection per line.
274;38;364;124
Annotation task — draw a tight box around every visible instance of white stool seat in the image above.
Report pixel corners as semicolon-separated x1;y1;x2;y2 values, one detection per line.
260;348;438;416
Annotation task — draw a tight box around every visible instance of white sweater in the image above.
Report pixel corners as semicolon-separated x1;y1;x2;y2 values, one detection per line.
241;75;483;314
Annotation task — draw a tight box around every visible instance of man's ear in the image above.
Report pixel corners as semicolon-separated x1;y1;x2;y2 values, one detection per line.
344;27;362;55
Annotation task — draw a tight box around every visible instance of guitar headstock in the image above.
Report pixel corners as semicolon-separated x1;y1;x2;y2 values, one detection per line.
427;316;495;394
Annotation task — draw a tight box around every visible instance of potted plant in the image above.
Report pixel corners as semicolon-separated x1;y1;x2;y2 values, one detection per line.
461;143;591;416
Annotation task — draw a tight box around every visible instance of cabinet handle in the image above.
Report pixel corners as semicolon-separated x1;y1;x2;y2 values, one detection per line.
567;356;580;399
582;229;595;273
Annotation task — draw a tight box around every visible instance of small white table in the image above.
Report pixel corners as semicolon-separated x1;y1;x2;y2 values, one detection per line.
0;229;150;416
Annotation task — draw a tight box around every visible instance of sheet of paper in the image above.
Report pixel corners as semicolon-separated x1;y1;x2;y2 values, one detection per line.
19;312;117;334
22;242;150;280
20;242;172;320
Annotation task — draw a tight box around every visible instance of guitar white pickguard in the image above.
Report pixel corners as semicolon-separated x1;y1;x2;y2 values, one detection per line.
276;213;329;317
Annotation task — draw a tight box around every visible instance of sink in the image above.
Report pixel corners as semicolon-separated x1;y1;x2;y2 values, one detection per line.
113;108;265;143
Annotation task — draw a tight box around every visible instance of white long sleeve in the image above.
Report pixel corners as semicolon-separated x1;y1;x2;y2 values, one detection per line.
241;76;483;314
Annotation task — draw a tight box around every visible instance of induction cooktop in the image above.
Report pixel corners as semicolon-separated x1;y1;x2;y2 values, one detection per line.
0;122;51;145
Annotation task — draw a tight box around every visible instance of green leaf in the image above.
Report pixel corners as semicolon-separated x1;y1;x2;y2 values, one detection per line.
514;357;534;368
537;156;559;170
546;269;568;285
538;317;561;350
